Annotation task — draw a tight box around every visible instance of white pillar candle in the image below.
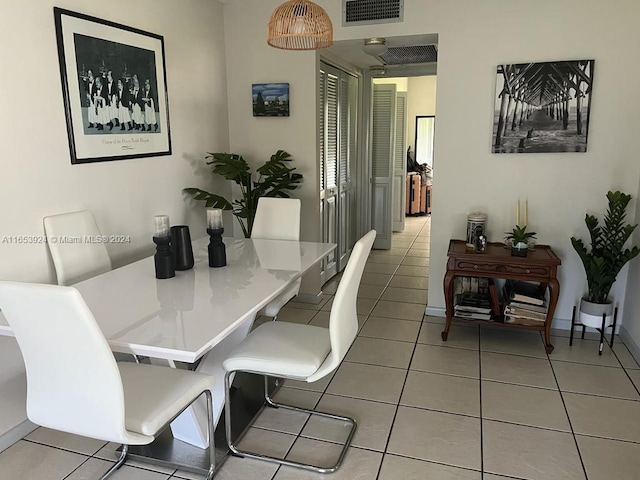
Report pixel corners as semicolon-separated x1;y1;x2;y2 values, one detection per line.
207;208;223;230
154;215;170;238
516;200;520;226
523;199;528;227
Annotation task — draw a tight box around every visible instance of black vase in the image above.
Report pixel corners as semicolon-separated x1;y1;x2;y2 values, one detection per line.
171;225;195;270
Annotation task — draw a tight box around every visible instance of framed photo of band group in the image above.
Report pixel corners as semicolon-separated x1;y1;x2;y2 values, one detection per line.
54;7;171;164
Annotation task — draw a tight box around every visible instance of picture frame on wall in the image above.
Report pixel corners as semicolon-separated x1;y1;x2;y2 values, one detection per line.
492;59;594;154
252;83;290;117
54;7;171;164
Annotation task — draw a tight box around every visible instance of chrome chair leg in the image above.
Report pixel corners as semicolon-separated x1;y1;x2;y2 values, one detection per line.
204;389;216;480
225;371;356;473
99;444;128;480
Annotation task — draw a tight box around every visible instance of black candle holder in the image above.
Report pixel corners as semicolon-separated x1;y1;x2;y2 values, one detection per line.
207;228;226;268
153;235;175;279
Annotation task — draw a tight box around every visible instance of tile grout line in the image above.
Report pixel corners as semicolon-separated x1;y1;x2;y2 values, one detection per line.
478;324;485;479
373;220;429;479
546;348;589;479
275;221;425;477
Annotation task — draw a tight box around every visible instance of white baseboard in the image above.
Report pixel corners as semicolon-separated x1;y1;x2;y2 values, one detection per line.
425;306;445;317
424;306;640;363
620;326;640;364
294;291;324;305
0;419;36;453
424;306;577;332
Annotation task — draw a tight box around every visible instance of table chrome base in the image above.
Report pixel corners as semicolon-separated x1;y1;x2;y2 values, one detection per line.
120;372;277;475
124;429;227;475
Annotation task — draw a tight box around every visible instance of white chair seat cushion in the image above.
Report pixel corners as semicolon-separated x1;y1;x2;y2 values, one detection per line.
118;363;215;437
223;321;331;379
259;279;301;318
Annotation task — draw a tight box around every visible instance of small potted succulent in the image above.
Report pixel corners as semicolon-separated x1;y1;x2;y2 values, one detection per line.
505;225;537;257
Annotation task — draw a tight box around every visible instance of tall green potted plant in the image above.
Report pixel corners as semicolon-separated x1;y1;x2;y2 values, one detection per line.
183;150;302;238
570;191;640;328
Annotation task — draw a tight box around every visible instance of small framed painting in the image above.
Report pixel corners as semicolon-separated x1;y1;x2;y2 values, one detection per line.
54;7;171;164
252;83;290;117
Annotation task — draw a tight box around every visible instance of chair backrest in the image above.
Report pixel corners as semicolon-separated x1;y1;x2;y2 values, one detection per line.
0;281;134;443
307;230;376;382
251;198;301;241
44;210;112;285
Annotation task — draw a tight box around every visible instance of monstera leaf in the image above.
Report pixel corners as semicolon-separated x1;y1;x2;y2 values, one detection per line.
183;150;303;238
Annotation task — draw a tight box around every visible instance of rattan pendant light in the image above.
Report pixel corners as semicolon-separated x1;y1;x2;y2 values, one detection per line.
267;0;333;50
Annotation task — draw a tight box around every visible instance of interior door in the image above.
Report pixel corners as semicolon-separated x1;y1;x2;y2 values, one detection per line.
392;92;407;232
320;63;359;282
371;83;397;250
321;68;339;280
337;75;353;271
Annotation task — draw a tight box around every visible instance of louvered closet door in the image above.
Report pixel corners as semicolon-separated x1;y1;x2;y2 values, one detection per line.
319;68;327;282
392;92;407;232
347;74;359;251
337;76;350;271
319;63;359;282
321;69;339;280
371;84;396;249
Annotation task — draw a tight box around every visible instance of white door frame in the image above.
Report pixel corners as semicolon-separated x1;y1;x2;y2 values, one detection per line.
359;64;438;246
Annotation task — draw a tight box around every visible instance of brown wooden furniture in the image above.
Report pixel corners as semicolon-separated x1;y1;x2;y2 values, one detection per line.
442;239;561;354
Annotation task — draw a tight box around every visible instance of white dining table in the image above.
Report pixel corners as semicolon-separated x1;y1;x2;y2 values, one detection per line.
0;237;336;457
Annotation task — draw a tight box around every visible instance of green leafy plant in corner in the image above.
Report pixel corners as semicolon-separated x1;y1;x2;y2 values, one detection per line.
504;225;537;245
183;150;303;238
571;190;640;304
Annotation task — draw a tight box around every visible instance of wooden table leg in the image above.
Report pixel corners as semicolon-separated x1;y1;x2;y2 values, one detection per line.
545;278;560;354
441;270;455;341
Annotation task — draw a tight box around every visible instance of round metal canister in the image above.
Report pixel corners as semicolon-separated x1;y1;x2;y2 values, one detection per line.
466;212;488;247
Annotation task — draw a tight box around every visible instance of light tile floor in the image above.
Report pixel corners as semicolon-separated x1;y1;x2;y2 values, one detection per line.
3;216;640;479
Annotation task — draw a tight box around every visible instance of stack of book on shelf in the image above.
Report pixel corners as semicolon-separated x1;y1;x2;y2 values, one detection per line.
454;277;501;321
503;279;547;326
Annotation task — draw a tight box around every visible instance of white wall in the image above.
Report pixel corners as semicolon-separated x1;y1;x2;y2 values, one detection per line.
222;1;322;294
0;0;229;441
222;0;640;335
373;77;408;91
623;172;640;354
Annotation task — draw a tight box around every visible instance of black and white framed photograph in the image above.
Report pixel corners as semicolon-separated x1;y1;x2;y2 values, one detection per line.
54;7;171;164
492;59;594;153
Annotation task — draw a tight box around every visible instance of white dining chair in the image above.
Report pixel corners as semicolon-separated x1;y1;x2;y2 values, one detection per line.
43;210;112;286
251;197;301;320
222;230;376;473
0;281;216;480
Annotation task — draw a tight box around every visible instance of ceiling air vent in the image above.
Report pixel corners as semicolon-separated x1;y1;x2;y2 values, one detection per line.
379;45;438;65
343;0;404;26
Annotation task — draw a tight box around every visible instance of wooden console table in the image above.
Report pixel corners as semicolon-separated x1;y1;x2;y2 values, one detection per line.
442;239;561;354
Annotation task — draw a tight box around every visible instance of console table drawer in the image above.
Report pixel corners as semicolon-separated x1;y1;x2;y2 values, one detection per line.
455;260;551;278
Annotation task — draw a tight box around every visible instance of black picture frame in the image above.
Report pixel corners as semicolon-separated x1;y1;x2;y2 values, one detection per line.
492;59;594;154
54;7;171;164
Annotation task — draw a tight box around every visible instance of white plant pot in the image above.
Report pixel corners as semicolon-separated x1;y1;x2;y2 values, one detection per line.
578;298;614;329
